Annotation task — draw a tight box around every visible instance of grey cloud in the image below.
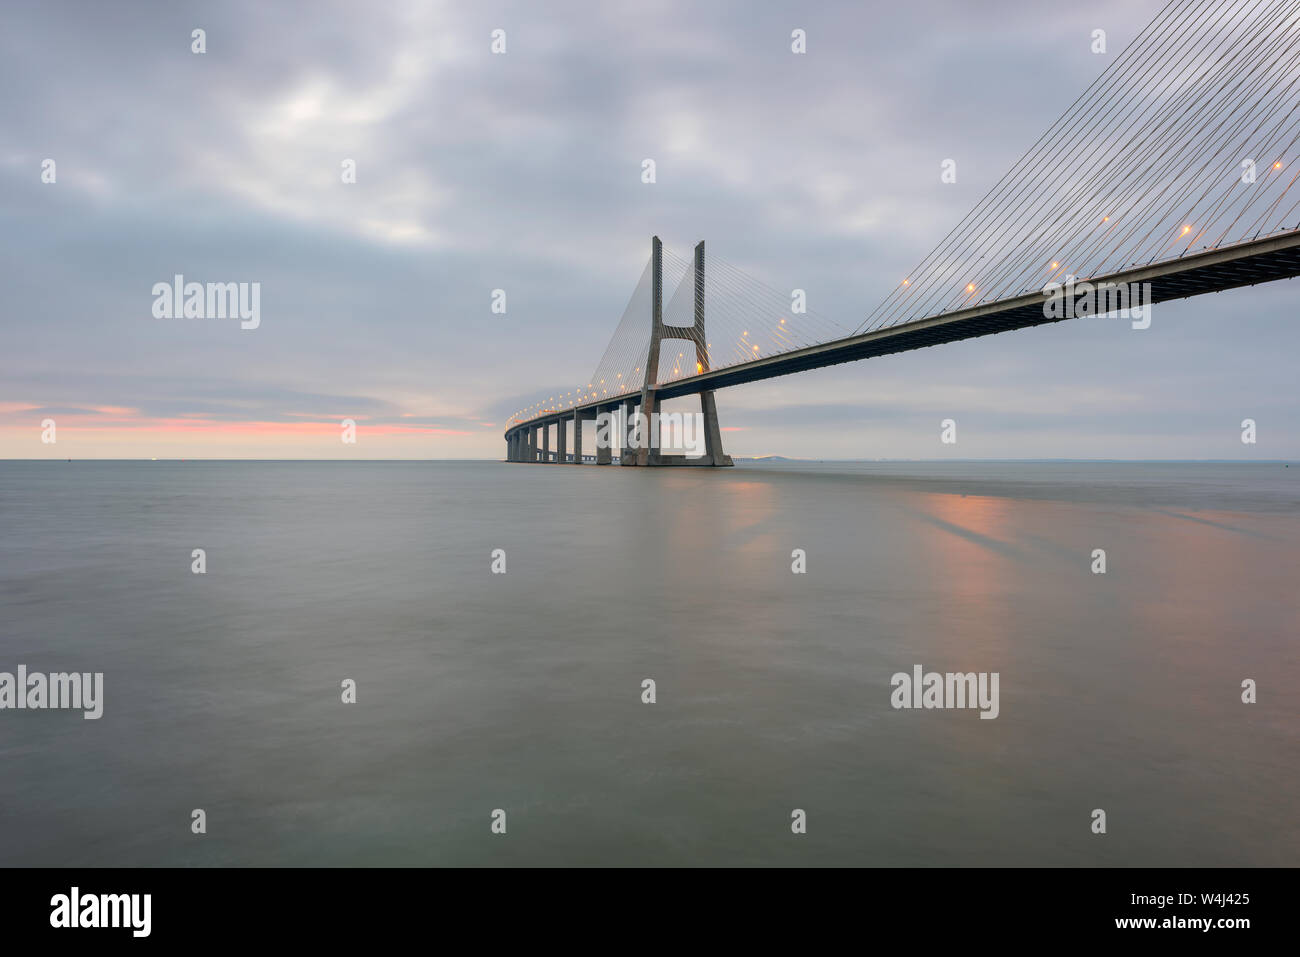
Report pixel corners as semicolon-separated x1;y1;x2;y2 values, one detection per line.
1;0;1295;456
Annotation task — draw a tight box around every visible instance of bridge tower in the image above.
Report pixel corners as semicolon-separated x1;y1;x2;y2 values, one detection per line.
627;236;733;467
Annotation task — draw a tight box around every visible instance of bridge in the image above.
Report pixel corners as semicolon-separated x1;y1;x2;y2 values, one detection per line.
505;0;1300;465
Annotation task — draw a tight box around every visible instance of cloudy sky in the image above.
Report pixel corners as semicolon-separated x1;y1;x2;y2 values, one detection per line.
2;0;1296;459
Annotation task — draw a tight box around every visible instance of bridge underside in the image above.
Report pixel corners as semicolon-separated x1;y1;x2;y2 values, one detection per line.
505;229;1300;461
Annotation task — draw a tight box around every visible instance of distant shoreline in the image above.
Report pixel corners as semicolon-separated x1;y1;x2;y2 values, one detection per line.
1;458;1296;465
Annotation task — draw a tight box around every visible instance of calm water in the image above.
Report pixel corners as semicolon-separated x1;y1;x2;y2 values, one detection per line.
0;460;1296;866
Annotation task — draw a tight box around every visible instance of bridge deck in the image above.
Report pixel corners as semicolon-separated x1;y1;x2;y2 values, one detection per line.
508;229;1300;436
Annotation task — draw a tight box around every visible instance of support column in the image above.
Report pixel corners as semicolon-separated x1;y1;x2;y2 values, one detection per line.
635;389;659;466
620;399;637;465
699;393;731;466
635;236;665;466
596;407;612;465
556;415;567;464
572;410;584;463
526;427;535;463
542;421;551;463
630;238;732;467
693;241;733;467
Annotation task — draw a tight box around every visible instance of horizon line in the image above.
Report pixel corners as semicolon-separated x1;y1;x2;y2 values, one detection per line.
1;458;1295;465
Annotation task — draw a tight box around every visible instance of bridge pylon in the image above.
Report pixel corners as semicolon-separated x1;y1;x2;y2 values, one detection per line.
625;236;733;467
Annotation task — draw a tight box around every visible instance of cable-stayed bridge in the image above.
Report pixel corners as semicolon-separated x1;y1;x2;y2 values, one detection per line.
505;0;1300;465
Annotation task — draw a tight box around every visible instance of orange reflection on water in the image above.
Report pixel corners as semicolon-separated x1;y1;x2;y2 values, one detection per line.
910;490;1018;659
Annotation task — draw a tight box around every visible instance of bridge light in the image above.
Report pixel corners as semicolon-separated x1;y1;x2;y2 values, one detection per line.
1275;161;1283;169
966;283;975;292
753;345;759;352
696;362;703;373
902;279;910;286
1051;262;1059;269
1103;216;1109;222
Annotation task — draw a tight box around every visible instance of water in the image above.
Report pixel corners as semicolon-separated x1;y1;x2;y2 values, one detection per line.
0;460;1296;866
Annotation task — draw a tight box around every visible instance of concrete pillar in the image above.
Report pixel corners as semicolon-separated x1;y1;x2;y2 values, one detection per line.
525;427;535;463
619;400;637;465
596;407;612;465
542;421;551;463
572;410;583;464
556;416;567;464
634;236;665;467
635;389;659;466
700;392;732;466
693;241;732;467
629;237;731;467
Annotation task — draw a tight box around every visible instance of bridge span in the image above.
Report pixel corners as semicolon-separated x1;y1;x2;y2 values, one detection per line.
504;228;1300;465
505;0;1300;466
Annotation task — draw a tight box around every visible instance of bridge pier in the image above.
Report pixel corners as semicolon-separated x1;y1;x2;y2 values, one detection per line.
697;390;732;467
620;399;637;465
504;235;732;468
633;388;657;466
596;407;612;466
629;237;732;467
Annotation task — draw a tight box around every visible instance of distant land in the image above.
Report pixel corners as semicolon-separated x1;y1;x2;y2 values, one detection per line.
730;456;1295;464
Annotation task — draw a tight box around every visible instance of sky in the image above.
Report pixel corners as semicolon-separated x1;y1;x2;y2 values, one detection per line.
1;0;1296;460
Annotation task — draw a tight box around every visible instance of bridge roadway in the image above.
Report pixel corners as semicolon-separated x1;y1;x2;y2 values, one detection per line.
505;228;1300;447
